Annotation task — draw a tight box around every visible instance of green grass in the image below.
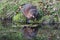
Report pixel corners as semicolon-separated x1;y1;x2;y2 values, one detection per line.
0;0;60;40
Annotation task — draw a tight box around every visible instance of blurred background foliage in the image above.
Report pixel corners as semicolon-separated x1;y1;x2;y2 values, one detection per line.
0;0;60;40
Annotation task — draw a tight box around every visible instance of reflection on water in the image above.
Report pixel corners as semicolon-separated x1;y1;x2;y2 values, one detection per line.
0;19;60;40
0;21;60;40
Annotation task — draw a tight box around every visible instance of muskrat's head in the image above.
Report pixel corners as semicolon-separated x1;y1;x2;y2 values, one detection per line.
19;4;38;19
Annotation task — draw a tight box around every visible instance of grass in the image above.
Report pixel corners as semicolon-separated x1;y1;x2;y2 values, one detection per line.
0;0;60;40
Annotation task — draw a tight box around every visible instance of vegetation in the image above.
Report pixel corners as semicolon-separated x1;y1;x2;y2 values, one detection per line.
0;0;60;40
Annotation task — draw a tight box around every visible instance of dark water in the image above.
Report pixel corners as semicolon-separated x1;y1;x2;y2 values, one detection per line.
0;19;60;40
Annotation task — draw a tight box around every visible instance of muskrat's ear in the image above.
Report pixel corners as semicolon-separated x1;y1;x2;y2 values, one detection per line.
19;6;22;9
19;4;26;9
16;6;22;13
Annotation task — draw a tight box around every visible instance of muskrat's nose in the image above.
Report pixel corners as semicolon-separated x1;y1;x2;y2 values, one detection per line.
32;16;35;18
